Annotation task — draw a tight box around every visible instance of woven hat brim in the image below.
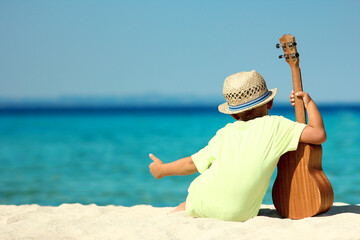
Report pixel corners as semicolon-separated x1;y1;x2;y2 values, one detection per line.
218;88;277;115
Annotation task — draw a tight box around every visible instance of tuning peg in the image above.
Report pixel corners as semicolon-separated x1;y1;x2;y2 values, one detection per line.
276;43;281;49
279;54;290;60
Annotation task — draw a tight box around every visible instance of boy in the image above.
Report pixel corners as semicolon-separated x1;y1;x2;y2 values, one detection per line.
148;70;326;222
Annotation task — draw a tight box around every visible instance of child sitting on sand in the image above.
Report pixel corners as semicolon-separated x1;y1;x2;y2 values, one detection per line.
149;70;326;222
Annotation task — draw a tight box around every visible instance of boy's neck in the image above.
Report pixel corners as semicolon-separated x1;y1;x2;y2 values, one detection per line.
239;112;269;121
231;105;269;121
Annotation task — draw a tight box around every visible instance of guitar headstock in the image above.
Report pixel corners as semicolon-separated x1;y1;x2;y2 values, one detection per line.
276;34;299;68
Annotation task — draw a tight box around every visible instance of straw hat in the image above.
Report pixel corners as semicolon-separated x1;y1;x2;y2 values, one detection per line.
218;70;277;114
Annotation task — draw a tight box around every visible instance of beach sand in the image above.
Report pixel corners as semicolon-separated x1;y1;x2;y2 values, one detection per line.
0;202;359;240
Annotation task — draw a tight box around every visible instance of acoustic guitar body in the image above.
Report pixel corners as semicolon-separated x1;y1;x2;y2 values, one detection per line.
272;143;334;219
272;34;334;219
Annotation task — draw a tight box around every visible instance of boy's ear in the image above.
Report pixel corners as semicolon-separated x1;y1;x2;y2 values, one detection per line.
267;100;274;110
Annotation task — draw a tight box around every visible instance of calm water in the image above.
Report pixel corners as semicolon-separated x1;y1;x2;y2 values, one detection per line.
0;106;359;207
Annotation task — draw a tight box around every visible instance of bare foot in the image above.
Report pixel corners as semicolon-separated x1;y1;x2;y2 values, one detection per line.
170;201;186;213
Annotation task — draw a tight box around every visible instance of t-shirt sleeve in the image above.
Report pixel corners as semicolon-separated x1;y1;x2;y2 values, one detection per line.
191;129;222;174
274;116;307;156
191;145;214;174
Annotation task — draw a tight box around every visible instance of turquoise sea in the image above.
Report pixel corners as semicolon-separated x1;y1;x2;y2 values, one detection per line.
0;105;359;207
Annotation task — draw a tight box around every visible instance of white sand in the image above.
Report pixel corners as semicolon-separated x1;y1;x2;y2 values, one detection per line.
0;202;359;240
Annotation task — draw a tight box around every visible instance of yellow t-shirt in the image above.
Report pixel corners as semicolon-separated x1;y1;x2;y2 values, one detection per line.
186;115;306;222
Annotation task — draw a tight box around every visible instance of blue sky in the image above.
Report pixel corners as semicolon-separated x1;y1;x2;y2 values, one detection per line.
1;0;359;103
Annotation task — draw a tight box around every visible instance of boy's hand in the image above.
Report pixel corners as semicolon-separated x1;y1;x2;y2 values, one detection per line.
290;90;312;109
149;153;164;179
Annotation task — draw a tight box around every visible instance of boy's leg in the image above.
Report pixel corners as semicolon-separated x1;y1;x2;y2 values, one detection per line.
170;201;186;213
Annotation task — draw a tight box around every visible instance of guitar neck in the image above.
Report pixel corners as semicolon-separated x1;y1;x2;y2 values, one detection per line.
278;34;307;124
291;66;307;124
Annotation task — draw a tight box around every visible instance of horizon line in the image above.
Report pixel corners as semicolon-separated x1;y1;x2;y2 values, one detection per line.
0;102;360;110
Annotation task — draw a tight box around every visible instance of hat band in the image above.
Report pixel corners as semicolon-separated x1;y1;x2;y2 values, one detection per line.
228;91;270;111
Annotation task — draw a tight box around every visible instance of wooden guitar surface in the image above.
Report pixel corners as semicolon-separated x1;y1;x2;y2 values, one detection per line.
272;34;334;219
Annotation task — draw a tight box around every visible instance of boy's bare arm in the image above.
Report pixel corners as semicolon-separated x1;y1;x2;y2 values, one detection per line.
290;91;327;145
149;154;197;179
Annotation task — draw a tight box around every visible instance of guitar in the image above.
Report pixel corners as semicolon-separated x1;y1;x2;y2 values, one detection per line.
272;34;334;219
